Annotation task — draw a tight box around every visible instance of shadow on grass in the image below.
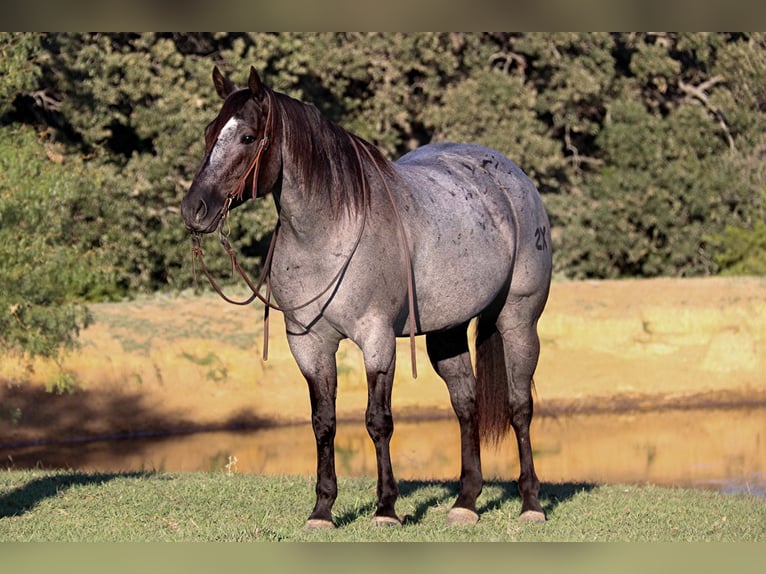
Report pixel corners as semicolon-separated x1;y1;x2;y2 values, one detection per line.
480;479;598;518
334;479;598;526
0;472;152;518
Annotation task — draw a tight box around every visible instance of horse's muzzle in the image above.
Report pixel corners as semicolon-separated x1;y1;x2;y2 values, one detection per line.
181;194;220;234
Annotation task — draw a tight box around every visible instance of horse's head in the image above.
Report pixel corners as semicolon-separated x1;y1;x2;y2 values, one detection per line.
181;66;278;233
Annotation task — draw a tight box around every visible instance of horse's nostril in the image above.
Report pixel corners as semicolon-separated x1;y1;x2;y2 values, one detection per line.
195;200;208;222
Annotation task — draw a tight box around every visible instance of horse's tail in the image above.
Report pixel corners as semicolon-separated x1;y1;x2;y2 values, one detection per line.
474;316;513;446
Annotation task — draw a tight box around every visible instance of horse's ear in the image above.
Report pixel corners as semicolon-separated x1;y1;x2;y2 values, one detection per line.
248;66;265;101
212;66;237;99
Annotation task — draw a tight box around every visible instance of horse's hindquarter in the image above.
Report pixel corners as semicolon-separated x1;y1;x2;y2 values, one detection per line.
396;143;552;333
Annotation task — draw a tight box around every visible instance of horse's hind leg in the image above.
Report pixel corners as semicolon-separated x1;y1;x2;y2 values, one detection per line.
426;324;482;525
497;292;548;523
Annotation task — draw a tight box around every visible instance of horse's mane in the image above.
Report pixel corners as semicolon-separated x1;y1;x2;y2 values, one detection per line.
270;90;395;219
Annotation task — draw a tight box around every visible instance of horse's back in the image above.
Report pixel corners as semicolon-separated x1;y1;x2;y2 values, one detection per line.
397;142;551;286
396;142;547;225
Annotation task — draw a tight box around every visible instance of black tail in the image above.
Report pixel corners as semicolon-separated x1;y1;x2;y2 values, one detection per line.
474;318;512;446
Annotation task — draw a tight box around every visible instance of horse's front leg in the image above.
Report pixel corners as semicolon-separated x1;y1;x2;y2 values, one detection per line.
360;329;400;525
287;331;340;529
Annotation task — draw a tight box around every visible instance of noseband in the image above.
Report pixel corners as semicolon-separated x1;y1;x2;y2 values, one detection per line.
190;91;418;378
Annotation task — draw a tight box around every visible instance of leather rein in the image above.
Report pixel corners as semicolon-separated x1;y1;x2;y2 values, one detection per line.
190;90;418;377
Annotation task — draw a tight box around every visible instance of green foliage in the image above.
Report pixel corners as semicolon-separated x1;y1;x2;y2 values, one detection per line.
0;33;42;118
710;218;766;276
550;33;766;278
36;33;276;293
3;32;766;358
560;98;748;277
0;126;115;359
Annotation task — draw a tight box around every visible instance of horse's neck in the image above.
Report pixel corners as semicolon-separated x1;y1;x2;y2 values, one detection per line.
273;161;343;250
268;161;366;317
269;123;377;259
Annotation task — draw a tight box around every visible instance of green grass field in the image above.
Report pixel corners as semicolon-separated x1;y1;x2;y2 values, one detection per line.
1;470;763;542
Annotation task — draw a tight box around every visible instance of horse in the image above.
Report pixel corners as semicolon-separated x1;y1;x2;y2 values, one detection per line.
181;66;553;528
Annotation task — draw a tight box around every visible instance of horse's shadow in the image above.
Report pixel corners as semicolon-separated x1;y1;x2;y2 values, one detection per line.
335;479;597;526
0;472;150;518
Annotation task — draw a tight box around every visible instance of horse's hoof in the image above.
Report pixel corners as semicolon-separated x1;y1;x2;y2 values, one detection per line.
305;518;336;530
371;515;402;527
446;507;479;525
519;510;546;523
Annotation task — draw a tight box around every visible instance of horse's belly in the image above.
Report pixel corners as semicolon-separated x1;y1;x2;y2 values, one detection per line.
403;238;512;335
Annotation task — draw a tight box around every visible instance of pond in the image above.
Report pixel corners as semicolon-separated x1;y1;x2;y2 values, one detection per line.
4;406;764;497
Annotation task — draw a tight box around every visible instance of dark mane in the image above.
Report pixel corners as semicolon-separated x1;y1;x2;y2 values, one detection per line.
270;89;395;219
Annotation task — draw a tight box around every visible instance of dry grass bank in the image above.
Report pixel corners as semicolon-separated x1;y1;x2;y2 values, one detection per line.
1;277;764;445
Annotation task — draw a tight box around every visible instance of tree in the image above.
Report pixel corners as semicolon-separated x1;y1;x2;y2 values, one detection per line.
0;33;42;118
0;126;113;364
2;32;765;332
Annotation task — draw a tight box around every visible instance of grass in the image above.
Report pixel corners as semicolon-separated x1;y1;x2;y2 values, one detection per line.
93;291;264;353
0;470;763;542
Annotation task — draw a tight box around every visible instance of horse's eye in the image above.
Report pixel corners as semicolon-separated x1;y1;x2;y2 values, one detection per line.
241;135;257;145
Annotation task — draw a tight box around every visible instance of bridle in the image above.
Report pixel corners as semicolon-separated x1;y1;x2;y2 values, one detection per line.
190;89;418;378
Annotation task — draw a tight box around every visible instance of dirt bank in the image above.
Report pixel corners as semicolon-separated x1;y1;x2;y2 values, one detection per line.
1;277;764;446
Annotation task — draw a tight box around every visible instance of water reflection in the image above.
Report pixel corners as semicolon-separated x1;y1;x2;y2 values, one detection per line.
4;406;765;497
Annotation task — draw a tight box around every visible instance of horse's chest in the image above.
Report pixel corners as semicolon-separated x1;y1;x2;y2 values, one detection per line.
270;239;399;315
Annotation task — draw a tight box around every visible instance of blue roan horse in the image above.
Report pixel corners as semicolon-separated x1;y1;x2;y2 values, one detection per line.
181;67;552;528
